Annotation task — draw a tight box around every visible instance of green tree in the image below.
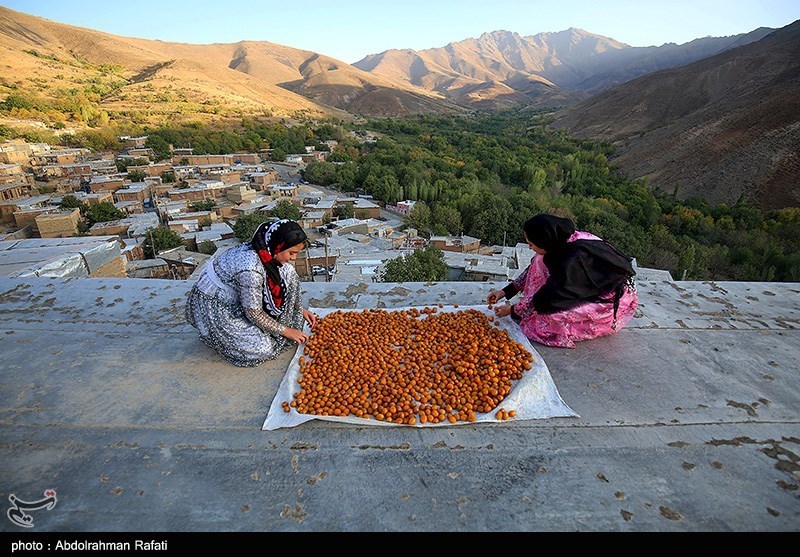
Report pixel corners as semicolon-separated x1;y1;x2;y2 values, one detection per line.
270;199;302;220
127;170;147;183
327;151;350;163
432;205;462;235
270;147;287;162
334;204;355;220
191;200;216;212
143;227;184;258
161;171;176;183
407;203;432;236
380;246;448;282
233;213;275;242
146;135;172;162
197;240;218;255
59;194;83;211
85;202;125;225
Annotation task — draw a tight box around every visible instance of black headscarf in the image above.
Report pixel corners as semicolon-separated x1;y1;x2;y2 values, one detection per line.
523;214;575;252
250;219;307;317
523;214;636;316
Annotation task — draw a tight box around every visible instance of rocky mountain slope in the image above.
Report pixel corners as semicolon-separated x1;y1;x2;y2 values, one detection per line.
549;21;800;210
354;27;774;109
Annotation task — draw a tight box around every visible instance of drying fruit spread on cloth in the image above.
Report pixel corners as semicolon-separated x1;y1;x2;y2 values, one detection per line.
280;307;533;425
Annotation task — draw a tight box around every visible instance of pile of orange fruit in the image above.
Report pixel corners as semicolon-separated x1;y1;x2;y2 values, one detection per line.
281;307;534;425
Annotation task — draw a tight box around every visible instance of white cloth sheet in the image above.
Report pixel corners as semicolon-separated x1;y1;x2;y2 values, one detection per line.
263;305;578;430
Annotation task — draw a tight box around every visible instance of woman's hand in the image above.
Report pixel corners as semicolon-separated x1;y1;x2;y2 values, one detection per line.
303;309;318;329
283;327;309;345
487;289;506;305
494;303;512;318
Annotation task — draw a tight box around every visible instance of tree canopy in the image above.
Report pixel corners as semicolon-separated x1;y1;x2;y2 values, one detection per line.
232;213;275;243
379;246;449;282
85;202;125;225
270;199;302;221
142;226;184;259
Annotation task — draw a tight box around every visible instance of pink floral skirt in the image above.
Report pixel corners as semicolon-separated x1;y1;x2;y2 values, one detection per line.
518;288;638;348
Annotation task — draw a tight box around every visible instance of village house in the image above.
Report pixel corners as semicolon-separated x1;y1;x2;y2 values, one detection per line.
0;235;127;278
123;213;160;238
13;207;50;234
246;170;281;190
0;139;41;164
120;237;144;261
388;200;417;215
268;184;299;198
150;182;176;199
35;208;81;238
51;191;113;207
298;210;326;229
166;187;211;204
34;162;93;181
90;213;159;239
1;194;52;224
120;147;155;160
349;197;381;219
113;182;152;204
305;195;337;219
171;147;194;158
176;154;235;166
154;200;188;221
126;258;171;279
30;148;89;167
429;235;481;254
114;200;143;216
0;183;33;202
126;162;173;177
232;198;277;217
171;165;198;181
0;163;33;186
231;153;262;165
325;218;370;236
167;210;218;226
226;183;258;204
168;220;200;235
120;136;148;150
88;159;118;175
158;246;213;279
90;220;131;238
299;151;328;164
88;175;127;193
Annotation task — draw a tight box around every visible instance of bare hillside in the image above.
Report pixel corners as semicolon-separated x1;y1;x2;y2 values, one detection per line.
549;21;800;210
0;5;454;123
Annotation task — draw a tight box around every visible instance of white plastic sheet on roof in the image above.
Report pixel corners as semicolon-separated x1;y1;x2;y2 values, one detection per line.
263;305;578;430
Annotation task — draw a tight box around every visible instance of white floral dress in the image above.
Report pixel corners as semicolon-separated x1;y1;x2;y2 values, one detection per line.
185;243;305;367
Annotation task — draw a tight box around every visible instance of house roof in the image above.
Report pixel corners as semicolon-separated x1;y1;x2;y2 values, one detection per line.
0;275;797;531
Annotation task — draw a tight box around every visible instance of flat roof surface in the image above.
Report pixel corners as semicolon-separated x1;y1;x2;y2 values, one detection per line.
0;276;798;532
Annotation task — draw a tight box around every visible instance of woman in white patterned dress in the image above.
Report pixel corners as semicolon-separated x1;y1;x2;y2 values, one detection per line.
185;219;318;367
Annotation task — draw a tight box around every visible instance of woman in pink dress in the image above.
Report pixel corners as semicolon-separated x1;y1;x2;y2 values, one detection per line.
488;214;638;348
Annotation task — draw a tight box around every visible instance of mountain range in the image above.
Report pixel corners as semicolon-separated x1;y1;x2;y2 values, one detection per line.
0;5;797;208
354;27;774;109
549;20;800;210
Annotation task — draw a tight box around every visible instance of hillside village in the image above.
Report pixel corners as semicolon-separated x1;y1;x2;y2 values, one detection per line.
0;136;526;283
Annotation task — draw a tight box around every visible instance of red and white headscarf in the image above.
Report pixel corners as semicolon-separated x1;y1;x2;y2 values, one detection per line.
250;219;307;317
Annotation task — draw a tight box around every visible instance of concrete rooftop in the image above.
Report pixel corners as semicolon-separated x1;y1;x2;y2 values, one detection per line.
0;275;798;532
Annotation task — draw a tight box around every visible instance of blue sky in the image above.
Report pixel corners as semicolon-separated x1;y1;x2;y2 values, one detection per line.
4;0;800;63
